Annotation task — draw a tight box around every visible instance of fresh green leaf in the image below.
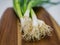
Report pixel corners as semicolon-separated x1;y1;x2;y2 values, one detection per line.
13;0;23;18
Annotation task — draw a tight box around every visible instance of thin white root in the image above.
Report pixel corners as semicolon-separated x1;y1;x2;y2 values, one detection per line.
21;16;33;40
38;19;53;38
20;17;53;41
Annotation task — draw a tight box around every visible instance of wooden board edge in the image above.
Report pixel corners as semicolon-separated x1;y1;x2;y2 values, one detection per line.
49;15;60;41
17;20;22;45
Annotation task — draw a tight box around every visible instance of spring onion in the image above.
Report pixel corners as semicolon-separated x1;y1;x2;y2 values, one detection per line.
13;0;59;41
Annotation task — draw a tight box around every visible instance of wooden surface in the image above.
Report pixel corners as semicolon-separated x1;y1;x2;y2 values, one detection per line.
0;7;60;45
0;8;18;45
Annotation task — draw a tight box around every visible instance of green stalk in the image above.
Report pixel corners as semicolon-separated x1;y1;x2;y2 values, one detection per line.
24;0;42;17
23;0;28;14
24;1;32;17
31;8;38;21
13;0;23;18
24;0;35;17
31;8;36;16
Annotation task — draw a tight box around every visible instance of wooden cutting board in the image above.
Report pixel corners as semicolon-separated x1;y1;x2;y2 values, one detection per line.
0;7;60;45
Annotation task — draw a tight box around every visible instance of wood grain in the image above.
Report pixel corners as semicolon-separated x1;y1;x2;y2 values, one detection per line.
0;7;60;45
0;8;18;45
49;15;60;40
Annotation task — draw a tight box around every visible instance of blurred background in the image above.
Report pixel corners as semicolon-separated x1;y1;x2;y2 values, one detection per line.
0;0;60;26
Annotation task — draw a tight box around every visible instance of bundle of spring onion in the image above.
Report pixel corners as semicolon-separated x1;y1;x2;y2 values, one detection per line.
13;0;59;41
